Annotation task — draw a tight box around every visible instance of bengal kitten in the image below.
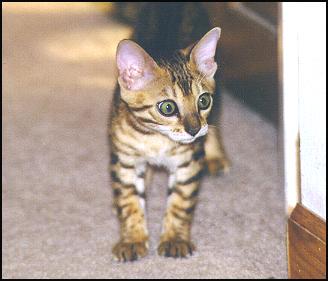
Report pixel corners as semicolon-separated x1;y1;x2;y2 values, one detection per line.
109;4;230;262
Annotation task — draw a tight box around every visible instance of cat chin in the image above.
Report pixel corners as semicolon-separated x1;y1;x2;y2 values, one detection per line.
178;138;198;144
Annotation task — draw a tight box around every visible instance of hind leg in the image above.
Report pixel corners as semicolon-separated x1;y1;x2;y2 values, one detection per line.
204;126;230;175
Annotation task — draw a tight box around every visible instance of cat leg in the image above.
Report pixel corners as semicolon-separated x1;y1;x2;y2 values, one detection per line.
110;153;148;262
158;151;204;258
204;126;230;175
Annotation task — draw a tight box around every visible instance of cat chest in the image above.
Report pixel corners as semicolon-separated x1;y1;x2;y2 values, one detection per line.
145;148;174;169
132;136;180;170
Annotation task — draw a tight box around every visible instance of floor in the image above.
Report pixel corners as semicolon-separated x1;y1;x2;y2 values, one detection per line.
2;3;287;278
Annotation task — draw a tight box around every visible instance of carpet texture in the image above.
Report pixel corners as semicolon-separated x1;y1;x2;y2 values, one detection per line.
2;3;287;279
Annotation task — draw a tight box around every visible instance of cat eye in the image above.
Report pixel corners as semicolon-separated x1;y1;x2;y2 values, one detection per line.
157;100;178;117
198;93;211;110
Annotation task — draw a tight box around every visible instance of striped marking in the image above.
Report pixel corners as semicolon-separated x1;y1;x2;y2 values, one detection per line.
171;202;196;218
111;171;136;190
113;188;121;197
160;52;194;96
110;153;119;164
125;112;155;135
192;148;205;161
114;188;138;199
185;205;196;214
171;209;191;222
137;117;161;125
176;169;203;185
129;104;153;112
112;142;137;157
168;186;199;200
177;160;191;168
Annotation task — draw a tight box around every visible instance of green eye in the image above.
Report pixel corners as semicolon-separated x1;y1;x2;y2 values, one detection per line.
157;100;178;116
198;93;211;110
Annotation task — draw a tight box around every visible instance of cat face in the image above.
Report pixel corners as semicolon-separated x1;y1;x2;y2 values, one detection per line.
116;27;221;144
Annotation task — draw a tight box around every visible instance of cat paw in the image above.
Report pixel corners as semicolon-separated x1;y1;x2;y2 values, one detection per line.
112;241;148;262
206;157;231;176
158;239;195;258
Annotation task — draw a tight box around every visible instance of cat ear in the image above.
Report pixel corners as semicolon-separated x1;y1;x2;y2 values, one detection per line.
190;27;221;78
116;40;160;91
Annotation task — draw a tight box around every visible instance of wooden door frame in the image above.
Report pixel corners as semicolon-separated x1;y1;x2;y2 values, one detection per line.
287;204;326;278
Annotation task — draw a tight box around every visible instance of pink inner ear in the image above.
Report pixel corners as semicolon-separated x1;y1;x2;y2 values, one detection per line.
191;28;221;77
196;57;217;77
121;65;144;90
203;59;215;70
128;66;143;78
116;40;158;91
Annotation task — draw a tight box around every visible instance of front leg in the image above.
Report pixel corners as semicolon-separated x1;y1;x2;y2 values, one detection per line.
204;126;231;175
158;147;204;258
110;152;148;262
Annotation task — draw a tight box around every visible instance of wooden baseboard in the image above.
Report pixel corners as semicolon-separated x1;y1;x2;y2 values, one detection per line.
287;203;326;279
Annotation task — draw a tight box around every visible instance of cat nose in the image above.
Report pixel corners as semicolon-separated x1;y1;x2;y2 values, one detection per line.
186;126;201;136
183;113;201;136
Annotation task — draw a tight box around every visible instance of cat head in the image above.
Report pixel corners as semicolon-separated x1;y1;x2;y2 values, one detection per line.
116;27;221;144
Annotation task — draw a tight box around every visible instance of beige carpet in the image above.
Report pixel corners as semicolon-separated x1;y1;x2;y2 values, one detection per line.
2;3;287;279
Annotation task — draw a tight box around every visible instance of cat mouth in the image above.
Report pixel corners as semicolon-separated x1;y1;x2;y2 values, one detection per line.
163;125;209;144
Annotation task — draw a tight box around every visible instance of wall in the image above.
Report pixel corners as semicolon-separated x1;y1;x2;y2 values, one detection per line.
281;3;326;220
298;4;326;220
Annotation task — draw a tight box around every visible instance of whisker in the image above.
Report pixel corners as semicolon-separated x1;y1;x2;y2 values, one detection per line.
208;124;220;129
208;124;229;130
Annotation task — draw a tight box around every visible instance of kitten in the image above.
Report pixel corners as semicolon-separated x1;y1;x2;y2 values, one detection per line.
109;3;230;262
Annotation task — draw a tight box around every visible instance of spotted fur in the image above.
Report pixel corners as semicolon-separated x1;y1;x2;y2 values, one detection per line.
109;4;230;262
